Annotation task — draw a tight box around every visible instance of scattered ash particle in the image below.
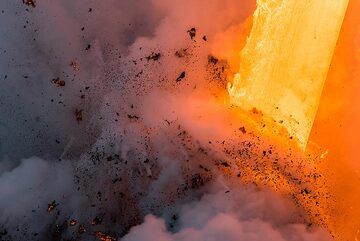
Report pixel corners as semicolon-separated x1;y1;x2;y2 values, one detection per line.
69;60;80;71
92;215;103;226
135;70;143;78
127;114;139;120
239;126;247;134
176;71;186;82
252;107;261;115
85;44;91;51
75;109;83;123
146;52;161;61
96;191;102;201
187;27;196;39
220;161;230;167
51;77;65;87
175;48;188;58
78;225;86;234
208;55;219;65
112;178;122;184
202;35;207;41
0;228;8;236
190;174;204;189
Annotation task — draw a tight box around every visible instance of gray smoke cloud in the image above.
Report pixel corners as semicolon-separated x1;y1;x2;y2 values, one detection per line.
0;0;333;240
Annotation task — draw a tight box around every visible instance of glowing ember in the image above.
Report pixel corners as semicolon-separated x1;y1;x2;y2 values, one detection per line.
69;219;77;226
228;0;349;149
47;200;58;213
23;0;36;8
93;231;117;241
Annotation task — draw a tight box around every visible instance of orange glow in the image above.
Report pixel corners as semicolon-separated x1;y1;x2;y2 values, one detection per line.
309;0;360;239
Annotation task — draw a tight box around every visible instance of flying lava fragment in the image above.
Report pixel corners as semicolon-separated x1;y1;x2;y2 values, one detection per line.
228;0;349;149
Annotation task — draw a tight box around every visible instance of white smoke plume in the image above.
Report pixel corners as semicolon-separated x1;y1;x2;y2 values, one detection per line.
0;0;333;240
123;184;331;241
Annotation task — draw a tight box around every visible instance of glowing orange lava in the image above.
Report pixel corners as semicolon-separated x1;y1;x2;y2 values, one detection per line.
228;0;349;149
215;0;359;239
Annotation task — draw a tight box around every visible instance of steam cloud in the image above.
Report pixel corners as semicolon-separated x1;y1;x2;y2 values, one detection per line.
0;0;332;240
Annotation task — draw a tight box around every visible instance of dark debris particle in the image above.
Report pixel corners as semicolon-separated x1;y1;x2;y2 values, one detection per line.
96;191;102;201
252;107;260;114
91;216;103;226
23;0;36;7
0;229;8;236
78;225;86;234
202;35;207;41
302;189;310;195
85;44;91;51
220;161;230;167
146;52;161;61
127;114;139;120
239;126;246;134
175;49;188;58
187;27;196;39
208;55;219;65
69;60;79;71
176;71;186;82
112;178;122;184
135;71;143;78
190;174;204;189
75;109;83;123
52;77;65;87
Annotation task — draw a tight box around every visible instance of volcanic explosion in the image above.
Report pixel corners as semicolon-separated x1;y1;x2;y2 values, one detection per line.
0;0;359;241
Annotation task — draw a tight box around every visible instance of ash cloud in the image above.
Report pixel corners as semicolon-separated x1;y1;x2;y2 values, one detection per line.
0;0;333;240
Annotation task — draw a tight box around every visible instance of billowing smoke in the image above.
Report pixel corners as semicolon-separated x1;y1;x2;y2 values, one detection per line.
0;0;335;240
122;184;331;241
